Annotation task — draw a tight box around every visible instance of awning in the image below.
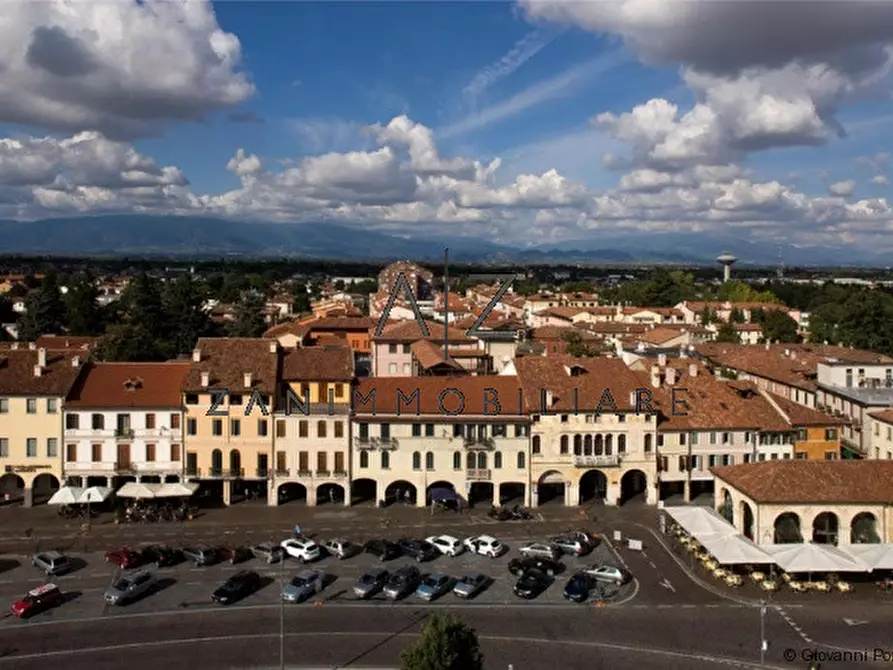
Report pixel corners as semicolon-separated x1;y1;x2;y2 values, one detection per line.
78;486;113;504
844;544;893;571
664;506;737;537
155;482;200;498
763;542;871;573
116;482;161;499
47;487;85;505
699;534;773;565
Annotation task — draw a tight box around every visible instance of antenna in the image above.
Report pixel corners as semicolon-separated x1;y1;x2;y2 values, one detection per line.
776;244;784;279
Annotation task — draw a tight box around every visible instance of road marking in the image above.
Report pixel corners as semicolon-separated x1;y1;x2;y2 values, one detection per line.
843;617;868;626
0;629;788;668
659;578;675;593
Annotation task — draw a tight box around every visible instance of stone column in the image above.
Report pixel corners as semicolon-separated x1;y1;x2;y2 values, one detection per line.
222;482;232;506
307;486;318;507
267;478;278;507
492;484;501;507
22;487;33;508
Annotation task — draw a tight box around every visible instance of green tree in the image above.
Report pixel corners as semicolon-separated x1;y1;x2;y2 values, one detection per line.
728;308;746;324
123;271;167;342
760;309;800;343
98;271;169;361
96;323;163;362
0;295;14;324
400;613;483;670
562;330;599;357
17;271;66;340
715;322;740;343
65;272;105;336
228;292;268;338
700;308;716;325
163;276;214;356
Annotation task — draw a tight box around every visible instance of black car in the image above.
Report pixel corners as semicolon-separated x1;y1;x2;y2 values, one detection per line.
563;572;596;603
397;538;439;562
364;539;401;562
508;557;563;577
141;546;183;568
212;570;261;604
383;565;422;600
513;569;550;599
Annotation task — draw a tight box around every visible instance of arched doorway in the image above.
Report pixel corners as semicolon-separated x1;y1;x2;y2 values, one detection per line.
537;471;565;505
0;474;24;501
499;482;525;505
812;512;839;545
467;482;493;507
278;482;307;505
741;501;755;540
385;480;417;506
426;481;457;506
578;469;607;504
350;478;377;506
317;483;345;505
851;512;880;544
32;473;60;504
719;489;734;525
773;512;802;543
620;469;647;505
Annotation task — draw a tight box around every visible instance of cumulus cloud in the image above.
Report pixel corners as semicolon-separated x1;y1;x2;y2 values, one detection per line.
0;0;253;139
829;180;855;197
872;175;889;186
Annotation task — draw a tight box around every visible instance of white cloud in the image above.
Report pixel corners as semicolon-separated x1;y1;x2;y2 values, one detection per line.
0;0;253;139
828;180;855;197
872;175;889;186
287;118;365;154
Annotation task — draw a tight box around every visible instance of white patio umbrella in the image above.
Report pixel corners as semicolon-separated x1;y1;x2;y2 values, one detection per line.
47;486;85;505
155;482;200;498
116;482;160;499
665;506;737;538
699;533;773;565
844;544;893;571
764;542;871;573
78;486;113;504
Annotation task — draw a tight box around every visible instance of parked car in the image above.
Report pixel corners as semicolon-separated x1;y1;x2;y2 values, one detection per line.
383;566;421;600
281;538;321;563
416;573;452;601
452;573;488;599
141;546;183;568
508;557;563;577
397;538;439;563
425;535;464;557
183;546;219;567
218;546;252;565
105;548;143;570
281;570;326;603
104;570;157;605
212;570;262;604
353;568;389;599
513;569;550;599
566;530;597;548
551;536;590;557
518;542;561;561
10;583;63;618
323;539;361;560
584;565;632;585
463;535;505;558
363;539;401;562
32;551;71;576
563;572;596;603
252;543;285;564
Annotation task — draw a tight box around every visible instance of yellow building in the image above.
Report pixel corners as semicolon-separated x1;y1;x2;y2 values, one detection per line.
182;338;279;505
0;346;86;506
768;393;845;460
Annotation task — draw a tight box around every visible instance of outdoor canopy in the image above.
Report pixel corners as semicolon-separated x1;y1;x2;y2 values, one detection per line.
843;544;893;571
155;482;200;498
763;542;871;573
116;482;161;499
47;487;85;505
664;505;737;537
697;533;773;565
78;486;113;504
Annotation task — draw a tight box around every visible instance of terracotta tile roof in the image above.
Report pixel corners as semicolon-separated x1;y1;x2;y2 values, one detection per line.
533;306;580;320
354;375;526;417
515;355;645;413
452;313;522;331
869;409;893;424
65;362;189;408
732;324;763;332
711;460;893;504
410;340;466;371
765;391;846;426
580;322;649;335
625;307;684;317
281;346;354;382
0;349;86;396
637;327;686;345
373;319;474;343
183;338;279;394
530;326;599;341
35;335;99;350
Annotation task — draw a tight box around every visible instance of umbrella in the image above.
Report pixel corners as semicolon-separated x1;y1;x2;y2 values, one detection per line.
665;506;736;537
844;544;893;571
116;482;160;499
699;533;772;565
155;482;200;498
47;487;85;505
764;542;871;573
78;486;113;504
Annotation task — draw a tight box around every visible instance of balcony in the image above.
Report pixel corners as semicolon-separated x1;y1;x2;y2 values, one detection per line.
297;469;313;478
354;437;378;450
332;470;348;479
207;468;224;478
64;461;116;472
466;469;491;481
463;437;495;449
316;470;331;478
274;469;290;477
114;428;134;441
840;435;867;456
256;468;269;478
225;468;246;478
573;455;621;468
378;437;398;450
185;467;201;478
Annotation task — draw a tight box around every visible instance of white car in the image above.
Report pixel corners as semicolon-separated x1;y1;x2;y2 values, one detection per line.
280;538;322;563
463;535;505;558
584;565;632;584
426;535;464;557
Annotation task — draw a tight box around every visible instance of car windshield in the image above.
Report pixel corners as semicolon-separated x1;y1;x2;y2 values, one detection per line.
291;577;309;587
112;578;131;590
422;577;438;587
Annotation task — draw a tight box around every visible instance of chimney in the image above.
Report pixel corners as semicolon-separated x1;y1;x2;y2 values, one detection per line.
243;372;253;388
629;391;636;408
200;371;210;388
269;341;278;353
28;342;36;350
650;365;660;388
11;342;18;350
764;342;770;350
37;347;46;368
192;349;201;362
665;367;676;386
33;364;42;377
71;356;80;367
784;348;790;356
689;363;698;377
658;353;667;367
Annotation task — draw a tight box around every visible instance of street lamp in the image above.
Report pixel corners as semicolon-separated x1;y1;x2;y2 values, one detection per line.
279;555;285;669
759;600;767;666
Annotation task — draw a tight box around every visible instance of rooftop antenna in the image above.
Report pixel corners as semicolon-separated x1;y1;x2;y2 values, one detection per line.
776;244;785;279
716;252;737;283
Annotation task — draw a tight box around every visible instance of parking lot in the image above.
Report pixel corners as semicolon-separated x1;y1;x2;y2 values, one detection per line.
0;537;639;624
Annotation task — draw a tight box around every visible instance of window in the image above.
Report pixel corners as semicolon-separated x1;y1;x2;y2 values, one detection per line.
298;451;309;472
425;424;434;437
358;423;369;440
453;424;463;438
143;413;155;430
357;450;369;468
25;438;37;457
65;443;75;461
795;451;807;459
453;452;461;470
0;398;7;413
825;451;838;460
412;451;421;470
514;424;529;437
26;398;37;414
380;450;390;469
679;433;686;446
402;363;411;374
492;424;506;438
146;443;156;462
187;418;197;436
388;363;398;374
825;428;838;440
335;383;344;399
91;443;101;462
657;434;664;447
46;398;57;413
0;438;7;457
230;419;241;436
185;394;198;405
559;435;568;454
298;420;308;438
46;438;57;458
171;444;180;461
317;452;328;473
412;424;421;437
887;426;892;441
722;432;730;445
745;431;751;443
212;419;223;436
91;414;104;430
708;455;717;467
388;344;397;354
334;421;344;438
380;423;390;440
425;452;434;470
532;435;541;454
319;384;329;402
517;452;526;469
317;421;327;438
170;413;180;429
230;394;243;406
709;432;717;445
493;451;502;469
66;414;79;429
272;420;285;438
644;434;653;452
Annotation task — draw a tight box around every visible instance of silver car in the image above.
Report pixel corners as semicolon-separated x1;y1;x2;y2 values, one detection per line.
453;573;488;599
32;551;71;576
519;542;561;561
353;568;389;599
104;570;156;605
252;543;285;564
281;570;326;603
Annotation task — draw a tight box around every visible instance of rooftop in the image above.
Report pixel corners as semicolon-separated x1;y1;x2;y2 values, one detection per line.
0;349;85;396
183;338;279;394
353;376;526;417
281;346;354;382
65;362;190;409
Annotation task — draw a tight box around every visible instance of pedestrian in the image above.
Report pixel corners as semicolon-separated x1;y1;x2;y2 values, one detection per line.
294;524;302;539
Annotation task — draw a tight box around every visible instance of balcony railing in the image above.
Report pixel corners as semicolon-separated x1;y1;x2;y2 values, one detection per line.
316;470;331;478
274;468;290;477
114;428;134;440
840;435;866;455
354;437;377;450
379;437;398;450
332;470;348;479
208;468;224;478
185;467;201;478
298;469;313;478
464;437;495;449
466;469;491;481
225;468;245;478
573;455;621;468
256;468;269;478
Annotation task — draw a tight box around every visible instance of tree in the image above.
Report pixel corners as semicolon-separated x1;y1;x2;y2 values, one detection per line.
65;272;105;336
715;322;740;343
163;276;214;356
228;292;267;338
728;308;746;324
760;309;800;343
17;271;66;340
400;613;483;670
562;330;599;357
700;308;716;325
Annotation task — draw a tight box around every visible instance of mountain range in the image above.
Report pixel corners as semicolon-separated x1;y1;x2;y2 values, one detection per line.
0;215;876;267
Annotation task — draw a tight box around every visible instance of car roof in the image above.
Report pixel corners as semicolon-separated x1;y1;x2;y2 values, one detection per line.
364;567;387;577
296;570;318;579
425;572;448;580
28;583;59;597
475;535;497;542
41;551;65;559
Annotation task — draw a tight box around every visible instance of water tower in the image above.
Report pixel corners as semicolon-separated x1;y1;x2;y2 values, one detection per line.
717;252;737;282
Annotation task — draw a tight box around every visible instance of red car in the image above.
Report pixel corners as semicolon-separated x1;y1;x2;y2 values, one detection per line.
105;548;142;569
11;583;63;618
